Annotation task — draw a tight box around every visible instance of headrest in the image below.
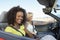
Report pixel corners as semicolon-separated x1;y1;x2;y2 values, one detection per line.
0;11;7;23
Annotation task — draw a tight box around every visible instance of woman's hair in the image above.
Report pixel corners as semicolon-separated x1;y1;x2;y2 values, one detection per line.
27;12;33;14
7;6;27;25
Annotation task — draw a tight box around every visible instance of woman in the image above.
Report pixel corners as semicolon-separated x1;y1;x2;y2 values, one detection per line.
25;12;40;40
5;6;26;36
26;12;37;35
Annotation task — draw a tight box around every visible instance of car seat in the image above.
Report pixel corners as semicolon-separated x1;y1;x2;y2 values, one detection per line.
0;12;8;31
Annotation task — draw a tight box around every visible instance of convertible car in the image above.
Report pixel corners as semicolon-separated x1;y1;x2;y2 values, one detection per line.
0;0;60;40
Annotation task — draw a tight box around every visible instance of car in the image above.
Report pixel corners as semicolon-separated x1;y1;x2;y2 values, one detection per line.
0;0;60;40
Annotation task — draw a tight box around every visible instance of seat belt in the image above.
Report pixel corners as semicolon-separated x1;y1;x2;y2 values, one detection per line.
10;26;24;36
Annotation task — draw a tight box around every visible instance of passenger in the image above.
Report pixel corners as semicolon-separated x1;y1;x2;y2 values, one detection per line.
5;6;26;36
26;12;37;36
25;12;40;40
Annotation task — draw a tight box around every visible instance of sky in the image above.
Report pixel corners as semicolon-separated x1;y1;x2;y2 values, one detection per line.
0;0;60;19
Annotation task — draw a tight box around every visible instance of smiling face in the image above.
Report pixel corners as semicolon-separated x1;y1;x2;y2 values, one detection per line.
15;11;23;25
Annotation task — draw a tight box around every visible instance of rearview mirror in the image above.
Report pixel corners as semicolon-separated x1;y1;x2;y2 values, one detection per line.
37;0;57;8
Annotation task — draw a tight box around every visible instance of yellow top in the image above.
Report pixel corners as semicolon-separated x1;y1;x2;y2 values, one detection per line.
5;25;26;36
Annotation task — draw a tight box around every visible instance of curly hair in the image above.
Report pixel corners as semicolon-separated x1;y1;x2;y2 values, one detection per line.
7;6;27;25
